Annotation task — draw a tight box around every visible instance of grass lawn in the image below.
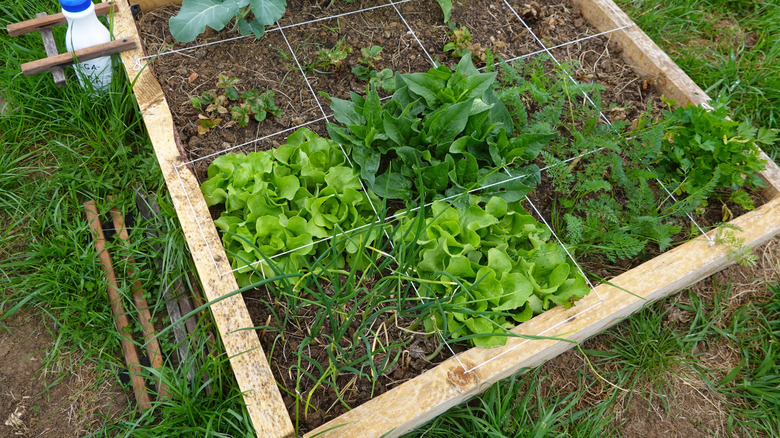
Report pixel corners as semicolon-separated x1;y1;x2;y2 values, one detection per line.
1;0;778;436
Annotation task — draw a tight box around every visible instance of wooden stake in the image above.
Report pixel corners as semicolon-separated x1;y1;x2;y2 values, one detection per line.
83;200;152;410
109;205;168;399
35;12;66;87
21;38;136;76
6;2;114;37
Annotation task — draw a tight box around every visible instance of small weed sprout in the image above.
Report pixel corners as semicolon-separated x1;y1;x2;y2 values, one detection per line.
309;39;352;73
351;45;396;92
444;26;486;62
714;224;758;267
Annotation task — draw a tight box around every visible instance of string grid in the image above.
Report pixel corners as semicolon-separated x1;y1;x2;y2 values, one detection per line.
152;0;711;373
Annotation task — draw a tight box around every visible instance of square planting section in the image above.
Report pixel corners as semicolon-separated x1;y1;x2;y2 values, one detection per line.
116;0;780;437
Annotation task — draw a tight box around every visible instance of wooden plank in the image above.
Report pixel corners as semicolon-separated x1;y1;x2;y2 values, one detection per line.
308;195;780;437
567;0;709;107
84;200;153;411
135;190;194;378
135;0;182;12
21;38;136;76
112;2;295;437
6;2;113;37
35;13;66;87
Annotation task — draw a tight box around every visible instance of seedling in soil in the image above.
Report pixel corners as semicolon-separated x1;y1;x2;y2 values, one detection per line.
232;90;281;126
309;39;352;73
444;26;486;62
351;46;396;92
190;76;280;134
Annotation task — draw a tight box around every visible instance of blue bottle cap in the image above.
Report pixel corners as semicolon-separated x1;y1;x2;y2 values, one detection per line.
59;0;93;13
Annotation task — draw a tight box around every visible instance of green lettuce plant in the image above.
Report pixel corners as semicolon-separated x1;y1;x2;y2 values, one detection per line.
201;128;381;286
327;55;550;204
396;196;590;348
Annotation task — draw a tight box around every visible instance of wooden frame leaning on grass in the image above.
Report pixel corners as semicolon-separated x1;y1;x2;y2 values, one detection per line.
113;0;780;437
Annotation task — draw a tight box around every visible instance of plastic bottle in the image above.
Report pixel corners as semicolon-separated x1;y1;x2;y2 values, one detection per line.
59;0;113;92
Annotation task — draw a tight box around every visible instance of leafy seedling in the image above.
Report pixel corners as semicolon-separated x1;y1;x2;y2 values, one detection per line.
197;114;222;135
351;46;396;92
309;39;352;73
217;74;240;101
444;26;486;61
192;77;281;133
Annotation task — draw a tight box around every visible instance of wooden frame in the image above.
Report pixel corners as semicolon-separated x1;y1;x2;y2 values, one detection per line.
112;0;780;437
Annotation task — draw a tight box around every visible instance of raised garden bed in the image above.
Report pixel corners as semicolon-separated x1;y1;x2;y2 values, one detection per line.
114;0;780;436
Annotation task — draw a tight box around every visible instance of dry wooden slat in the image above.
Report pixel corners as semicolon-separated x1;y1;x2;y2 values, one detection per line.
112;2;295;436
135;190;194;375
109;205;168;398
35;12;66;87
135;0;182;12
84;200;153;411
568;0;709;107
6;2;114;37
21;38;136;76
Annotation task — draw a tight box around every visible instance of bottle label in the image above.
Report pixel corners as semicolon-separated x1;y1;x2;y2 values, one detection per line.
75;59;112;91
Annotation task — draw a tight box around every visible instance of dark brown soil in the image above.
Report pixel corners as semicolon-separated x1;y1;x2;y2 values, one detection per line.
135;0;763;433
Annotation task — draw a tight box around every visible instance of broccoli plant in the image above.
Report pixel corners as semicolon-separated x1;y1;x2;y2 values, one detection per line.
169;0;288;43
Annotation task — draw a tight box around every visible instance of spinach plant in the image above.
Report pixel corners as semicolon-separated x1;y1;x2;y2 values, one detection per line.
200;128;381;286
396;196;589;348
327;55;549;204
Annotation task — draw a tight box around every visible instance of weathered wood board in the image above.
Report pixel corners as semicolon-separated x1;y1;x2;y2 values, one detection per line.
111;0;780;436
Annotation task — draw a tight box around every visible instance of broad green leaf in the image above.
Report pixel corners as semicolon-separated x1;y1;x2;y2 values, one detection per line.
547;263;570;289
373;172;412;199
487;248;512;275
436;0;452;23
248;0;287;26
201;177;228;206
495;273;533;311
324;166;361;193
170;0;247;43
330;96;366;126
447;255;476;278
352;145;381;187
485;197;507;218
454;72;496;102
422;161;451;193
401;71;447;108
237;17;266;38
424;99;472;144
